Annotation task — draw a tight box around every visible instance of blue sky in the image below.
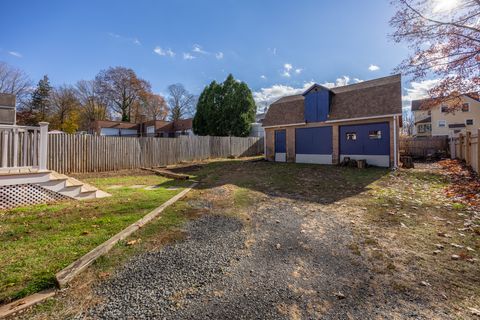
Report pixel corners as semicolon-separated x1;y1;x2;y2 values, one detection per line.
0;0;427;109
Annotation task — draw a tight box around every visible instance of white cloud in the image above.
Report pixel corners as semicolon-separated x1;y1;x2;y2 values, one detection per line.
108;32;141;46
254;75;364;110
402;79;440;109
260;75;267;80
281;63;304;77
321;76;354;88
282;63;293;77
368;64;380;71
183;52;195;60
8;51;22;58
215;52;224;59
153;46;175;57
433;0;458;12
192;44;207;54
253;82;315;109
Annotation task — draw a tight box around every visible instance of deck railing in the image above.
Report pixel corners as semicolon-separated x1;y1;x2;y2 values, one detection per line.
0;122;48;170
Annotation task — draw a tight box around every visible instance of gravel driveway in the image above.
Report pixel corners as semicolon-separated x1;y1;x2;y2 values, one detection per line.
85;189;446;319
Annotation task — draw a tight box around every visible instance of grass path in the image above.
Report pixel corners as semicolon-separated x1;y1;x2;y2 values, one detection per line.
0;172;190;303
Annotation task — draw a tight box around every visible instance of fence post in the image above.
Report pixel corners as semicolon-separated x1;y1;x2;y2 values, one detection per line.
478;129;480;170
38;122;49;171
465;131;471;165
1;130;8;168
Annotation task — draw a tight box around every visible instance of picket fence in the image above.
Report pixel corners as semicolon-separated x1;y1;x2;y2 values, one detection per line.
450;130;479;174
46;135;264;173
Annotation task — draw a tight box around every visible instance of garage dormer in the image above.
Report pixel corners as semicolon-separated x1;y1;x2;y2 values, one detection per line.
302;84;332;122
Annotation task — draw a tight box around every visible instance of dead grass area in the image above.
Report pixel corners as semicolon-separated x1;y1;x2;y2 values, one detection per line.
336;160;480;318
14;158;480;319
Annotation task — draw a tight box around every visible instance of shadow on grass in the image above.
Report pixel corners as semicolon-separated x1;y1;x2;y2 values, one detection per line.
170;158;389;205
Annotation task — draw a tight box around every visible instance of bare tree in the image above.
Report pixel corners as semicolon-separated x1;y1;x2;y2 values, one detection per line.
402;109;415;136
390;0;480;110
50;85;80;133
0;61;32;107
167;84;196;121
95;66;151;122
75;80;108;130
141;92;168;120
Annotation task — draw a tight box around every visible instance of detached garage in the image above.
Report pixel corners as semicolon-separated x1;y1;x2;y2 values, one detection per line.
263;74;402;168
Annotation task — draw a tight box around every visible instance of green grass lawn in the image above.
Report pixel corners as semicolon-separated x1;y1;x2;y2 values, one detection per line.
0;172;191;303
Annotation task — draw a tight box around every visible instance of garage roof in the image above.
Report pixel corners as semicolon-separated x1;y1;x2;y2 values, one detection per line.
262;74;402;127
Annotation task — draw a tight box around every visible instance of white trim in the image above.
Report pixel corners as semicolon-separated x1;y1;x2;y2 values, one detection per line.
275;153;286;162
263;114;401;129
263;122;306;129
296;154;332;164
393;115;398;168
340;155;390;167
325;113;401;123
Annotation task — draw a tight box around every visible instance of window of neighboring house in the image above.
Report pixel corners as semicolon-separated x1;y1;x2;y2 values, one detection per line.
418;125;425;133
146;126;155;134
462;103;469;112
441;105;448;113
368;130;382;139
466;119;474;125
427;110;431;115
346;132;357;140
425;124;432;132
438;120;447;127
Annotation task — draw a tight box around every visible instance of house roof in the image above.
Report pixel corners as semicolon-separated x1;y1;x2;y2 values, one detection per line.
412;93;480;111
94;120;139;130
415;116;431;124
262;74;402;127
173;118;193;131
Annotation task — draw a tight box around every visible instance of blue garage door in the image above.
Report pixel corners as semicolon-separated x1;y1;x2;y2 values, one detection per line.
339;122;390;167
295;126;332;164
274;130;286;162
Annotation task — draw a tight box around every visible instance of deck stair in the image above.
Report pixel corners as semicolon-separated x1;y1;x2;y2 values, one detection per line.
0;169;111;201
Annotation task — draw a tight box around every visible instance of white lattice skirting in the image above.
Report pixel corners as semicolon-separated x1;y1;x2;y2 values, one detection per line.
0;184;70;209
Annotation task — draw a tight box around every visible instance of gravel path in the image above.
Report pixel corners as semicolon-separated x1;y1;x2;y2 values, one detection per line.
85;192;445;319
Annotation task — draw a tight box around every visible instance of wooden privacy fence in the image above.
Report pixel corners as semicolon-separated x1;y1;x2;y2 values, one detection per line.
47;135;264;173
450;130;479;174
399;136;449;158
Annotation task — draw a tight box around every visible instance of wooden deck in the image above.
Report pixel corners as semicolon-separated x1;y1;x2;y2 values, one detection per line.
0;167;48;176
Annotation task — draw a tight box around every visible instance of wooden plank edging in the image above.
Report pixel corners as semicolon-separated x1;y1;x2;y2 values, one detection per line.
0;289;56;320
55;182;197;287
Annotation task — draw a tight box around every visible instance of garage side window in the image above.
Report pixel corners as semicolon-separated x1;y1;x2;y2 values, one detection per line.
346;132;357;140
368;130;382;139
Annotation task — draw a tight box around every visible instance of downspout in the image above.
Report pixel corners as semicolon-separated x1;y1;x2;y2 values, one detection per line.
393;115;398;168
263;129;267;159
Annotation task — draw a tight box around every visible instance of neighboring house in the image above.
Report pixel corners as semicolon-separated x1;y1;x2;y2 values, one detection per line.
91;118;194;137
412;94;480;137
262;74;402;167
250;113;266;137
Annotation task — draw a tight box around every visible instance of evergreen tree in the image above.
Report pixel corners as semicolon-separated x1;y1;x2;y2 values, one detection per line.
30;75;52;123
193;74;256;137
